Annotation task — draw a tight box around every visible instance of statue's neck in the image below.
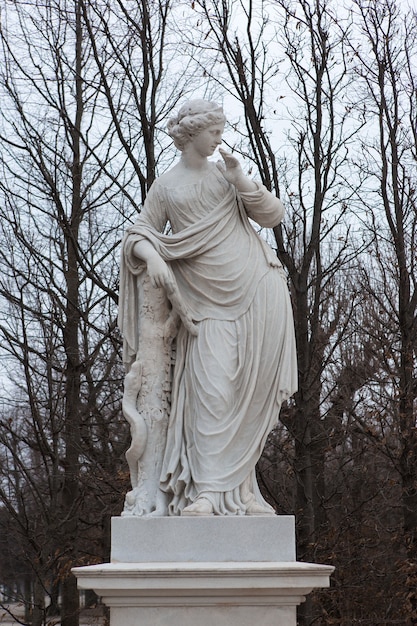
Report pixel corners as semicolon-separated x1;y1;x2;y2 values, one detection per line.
179;150;209;172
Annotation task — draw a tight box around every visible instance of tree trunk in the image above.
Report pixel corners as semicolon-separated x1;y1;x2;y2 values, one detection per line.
32;577;45;626
61;2;83;625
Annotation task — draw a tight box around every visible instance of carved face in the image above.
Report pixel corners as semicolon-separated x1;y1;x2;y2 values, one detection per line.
189;123;224;157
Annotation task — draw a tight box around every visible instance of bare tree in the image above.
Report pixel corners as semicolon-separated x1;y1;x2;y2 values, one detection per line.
348;0;417;618
0;0;201;623
0;1;125;624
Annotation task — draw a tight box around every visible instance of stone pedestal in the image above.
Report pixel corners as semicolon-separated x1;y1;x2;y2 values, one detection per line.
73;516;334;626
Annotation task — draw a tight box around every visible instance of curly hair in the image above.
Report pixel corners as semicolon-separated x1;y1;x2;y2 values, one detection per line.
167;99;226;150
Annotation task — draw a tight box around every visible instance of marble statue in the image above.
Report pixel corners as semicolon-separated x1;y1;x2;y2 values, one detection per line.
118;99;297;516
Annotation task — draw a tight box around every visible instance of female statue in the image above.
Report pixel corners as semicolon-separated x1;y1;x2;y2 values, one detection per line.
119;99;297;516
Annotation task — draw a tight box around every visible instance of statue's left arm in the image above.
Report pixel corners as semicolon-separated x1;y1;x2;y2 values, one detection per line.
217;147;284;228
238;184;284;228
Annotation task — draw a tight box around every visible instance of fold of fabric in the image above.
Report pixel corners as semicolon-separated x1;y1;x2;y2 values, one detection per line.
118;167;297;514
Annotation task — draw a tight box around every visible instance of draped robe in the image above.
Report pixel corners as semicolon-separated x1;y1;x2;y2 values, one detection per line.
119;165;297;515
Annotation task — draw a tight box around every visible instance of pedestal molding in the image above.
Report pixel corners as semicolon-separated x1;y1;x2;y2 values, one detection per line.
73;516;335;625
73;561;334;593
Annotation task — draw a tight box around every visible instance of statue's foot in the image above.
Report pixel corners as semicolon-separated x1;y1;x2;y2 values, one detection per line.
245;501;276;516
182;497;214;516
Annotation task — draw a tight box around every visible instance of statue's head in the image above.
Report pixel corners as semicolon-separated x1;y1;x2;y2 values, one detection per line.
167;99;226;151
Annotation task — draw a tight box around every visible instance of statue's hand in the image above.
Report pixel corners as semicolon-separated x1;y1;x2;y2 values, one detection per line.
216;147;243;185
147;255;173;290
217;147;257;193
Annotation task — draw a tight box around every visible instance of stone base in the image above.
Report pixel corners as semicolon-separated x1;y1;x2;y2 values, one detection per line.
73;560;333;626
73;516;334;626
111;515;296;563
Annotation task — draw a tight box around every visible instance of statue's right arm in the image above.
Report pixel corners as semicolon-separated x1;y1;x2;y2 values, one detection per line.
133;240;172;290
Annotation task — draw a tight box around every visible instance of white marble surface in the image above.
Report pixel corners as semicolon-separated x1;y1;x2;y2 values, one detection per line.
111;515;296;563
109;605;296;626
73;560;334;626
74;514;334;626
119;99;298;517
